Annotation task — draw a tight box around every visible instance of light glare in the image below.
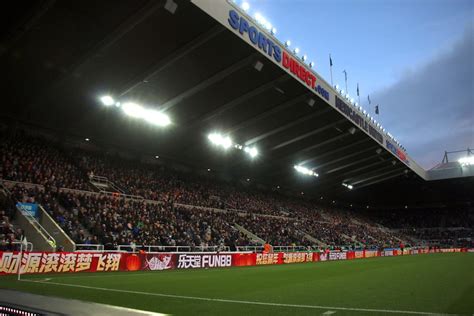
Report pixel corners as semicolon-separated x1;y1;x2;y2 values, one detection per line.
122;102;145;118
100;95;114;106
208;133;232;149
144;109;171;126
294;165;318;177
459;156;474;166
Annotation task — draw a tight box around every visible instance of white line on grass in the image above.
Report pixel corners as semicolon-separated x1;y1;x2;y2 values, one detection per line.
21;279;456;315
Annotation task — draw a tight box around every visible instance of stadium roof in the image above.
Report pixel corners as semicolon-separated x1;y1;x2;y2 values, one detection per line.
1;0;472;206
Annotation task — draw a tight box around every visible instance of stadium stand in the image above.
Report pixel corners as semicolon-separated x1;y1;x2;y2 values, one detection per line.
1;131;472;250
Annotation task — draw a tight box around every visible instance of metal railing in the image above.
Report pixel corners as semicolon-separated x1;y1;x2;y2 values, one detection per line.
38;204;76;251
75;244;105;252
11;241;34;251
89;175;126;194
116;245;231;253
99;190;144;200
16;204;56;250
236;245;264;252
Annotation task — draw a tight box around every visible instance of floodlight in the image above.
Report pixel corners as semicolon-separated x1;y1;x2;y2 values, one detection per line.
294;47;300;54
222;136;232;149
285;40;291;47
302;55;307;61
309;61;314;68
248;147;258;158
100;95;114;106
271;27;277;35
335;84;340;90
144;109;170;126
342;183;353;190
241;2;250;11
122;102;145;118
459;156;474;166
208;133;232;149
294;165;318;177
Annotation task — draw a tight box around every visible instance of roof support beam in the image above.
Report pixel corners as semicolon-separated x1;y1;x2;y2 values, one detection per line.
118;25;225;97
342;159;392;180
351;168;406;185
226;92;311;134
245;108;333;146
315;146;378;169
161;53;258;111
297;138;370;165
354;171;407;190
325;155;379;174
196;74;289;126
271;119;347;151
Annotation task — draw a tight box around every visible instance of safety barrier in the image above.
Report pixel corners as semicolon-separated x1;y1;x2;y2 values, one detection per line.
1;247;470;275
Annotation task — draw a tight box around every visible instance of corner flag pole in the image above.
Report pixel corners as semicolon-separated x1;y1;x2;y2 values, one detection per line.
17;236;27;281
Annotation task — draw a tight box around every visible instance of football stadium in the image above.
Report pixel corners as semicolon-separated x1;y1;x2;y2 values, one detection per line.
0;0;473;315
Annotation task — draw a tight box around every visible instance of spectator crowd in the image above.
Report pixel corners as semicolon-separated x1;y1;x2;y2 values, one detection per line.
1;131;472;250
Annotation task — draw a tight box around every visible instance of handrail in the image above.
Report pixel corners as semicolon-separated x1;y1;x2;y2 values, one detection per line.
236;245;264;252
38;204;76;251
75;244;105;251
89;175;126;194
116;245;230;253
16;204;56;249
11;241;34;251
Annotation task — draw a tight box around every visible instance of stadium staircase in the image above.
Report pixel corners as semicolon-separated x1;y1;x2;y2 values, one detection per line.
89;175;126;194
233;223;265;244
301;232;326;246
1;181;76;251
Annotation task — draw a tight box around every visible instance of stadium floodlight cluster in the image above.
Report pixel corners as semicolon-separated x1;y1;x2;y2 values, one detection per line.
294;165;319;177
342;182;354;190
458;156;474;166
208;132;259;158
99;95;171;127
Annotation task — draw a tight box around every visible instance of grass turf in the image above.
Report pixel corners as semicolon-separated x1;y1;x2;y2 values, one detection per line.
1;253;473;315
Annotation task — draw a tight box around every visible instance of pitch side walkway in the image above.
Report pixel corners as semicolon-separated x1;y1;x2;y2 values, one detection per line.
0;289;167;316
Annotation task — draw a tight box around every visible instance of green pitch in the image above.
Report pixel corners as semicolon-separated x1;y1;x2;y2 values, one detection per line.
2;253;473;315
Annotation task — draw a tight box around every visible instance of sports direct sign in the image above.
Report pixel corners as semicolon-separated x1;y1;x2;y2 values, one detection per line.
1;248;470;275
227;9;329;102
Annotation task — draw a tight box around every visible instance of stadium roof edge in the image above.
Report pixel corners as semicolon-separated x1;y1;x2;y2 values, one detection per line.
191;0;429;179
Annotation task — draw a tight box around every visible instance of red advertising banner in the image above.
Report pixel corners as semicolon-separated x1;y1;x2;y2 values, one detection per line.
0;252;124;275
0;248;469;276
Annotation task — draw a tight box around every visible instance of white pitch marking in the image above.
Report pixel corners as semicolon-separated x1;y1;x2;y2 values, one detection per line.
21;279;456;315
322;311;337;315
